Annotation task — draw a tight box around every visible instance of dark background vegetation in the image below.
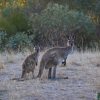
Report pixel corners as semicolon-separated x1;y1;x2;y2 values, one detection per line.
0;0;100;51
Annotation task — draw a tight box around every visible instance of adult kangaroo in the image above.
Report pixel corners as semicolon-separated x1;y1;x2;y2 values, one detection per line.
36;35;75;79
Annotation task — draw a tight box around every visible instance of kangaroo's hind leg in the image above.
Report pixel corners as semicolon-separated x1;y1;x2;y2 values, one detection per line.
53;66;57;79
32;67;35;79
48;67;52;79
21;69;26;78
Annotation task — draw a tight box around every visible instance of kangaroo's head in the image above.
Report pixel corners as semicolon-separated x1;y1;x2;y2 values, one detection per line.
66;35;75;47
34;46;40;53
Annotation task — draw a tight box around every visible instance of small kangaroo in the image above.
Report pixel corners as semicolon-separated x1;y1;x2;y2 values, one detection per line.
21;46;40;79
36;35;75;79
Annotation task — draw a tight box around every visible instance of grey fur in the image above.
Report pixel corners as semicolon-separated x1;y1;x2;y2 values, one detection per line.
21;46;40;79
36;36;75;79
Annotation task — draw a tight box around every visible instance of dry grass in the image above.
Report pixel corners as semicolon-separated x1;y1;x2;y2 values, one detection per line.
67;51;100;66
0;58;5;70
0;53;6;70
0;49;100;100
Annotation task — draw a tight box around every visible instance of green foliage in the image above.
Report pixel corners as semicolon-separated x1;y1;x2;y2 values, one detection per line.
0;18;17;36
7;32;34;50
10;13;29;32
1;0;45;18
0;31;34;51
28;3;95;47
95;1;100;23
0;0;99;50
0;31;7;47
43;0;97;13
2;5;14;17
1;1;23;17
0;12;29;37
95;1;100;15
29;4;95;35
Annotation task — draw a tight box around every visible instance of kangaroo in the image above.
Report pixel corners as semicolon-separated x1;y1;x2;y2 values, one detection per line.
36;35;75;79
61;38;72;66
21;46;40;79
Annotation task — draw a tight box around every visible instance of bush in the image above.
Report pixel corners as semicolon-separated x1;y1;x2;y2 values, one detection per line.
0;31;7;47
28;3;95;48
0;12;29;37
1;0;45;18
7;32;34;51
10;13;29;32
0;18;17;37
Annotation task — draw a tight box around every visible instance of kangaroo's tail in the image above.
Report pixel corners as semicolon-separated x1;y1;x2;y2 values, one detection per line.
36;61;46;78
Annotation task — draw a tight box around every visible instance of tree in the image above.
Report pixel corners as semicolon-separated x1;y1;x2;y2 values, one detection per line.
43;0;97;13
0;12;29;37
29;4;95;48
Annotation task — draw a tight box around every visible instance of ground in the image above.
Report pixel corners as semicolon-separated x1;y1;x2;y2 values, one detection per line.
0;50;100;100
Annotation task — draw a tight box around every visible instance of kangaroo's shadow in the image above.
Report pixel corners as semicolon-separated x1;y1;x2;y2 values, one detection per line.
10;76;68;82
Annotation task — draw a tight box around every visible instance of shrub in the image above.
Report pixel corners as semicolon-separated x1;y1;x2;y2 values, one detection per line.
10;12;29;32
0;12;29;37
7;32;34;51
28;3;95;48
0;31;7;47
0;18;17;37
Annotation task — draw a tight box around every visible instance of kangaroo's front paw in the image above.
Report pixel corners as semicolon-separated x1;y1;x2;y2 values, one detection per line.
62;61;66;66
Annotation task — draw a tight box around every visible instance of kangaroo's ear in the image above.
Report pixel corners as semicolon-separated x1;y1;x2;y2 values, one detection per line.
72;35;75;40
66;35;70;40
